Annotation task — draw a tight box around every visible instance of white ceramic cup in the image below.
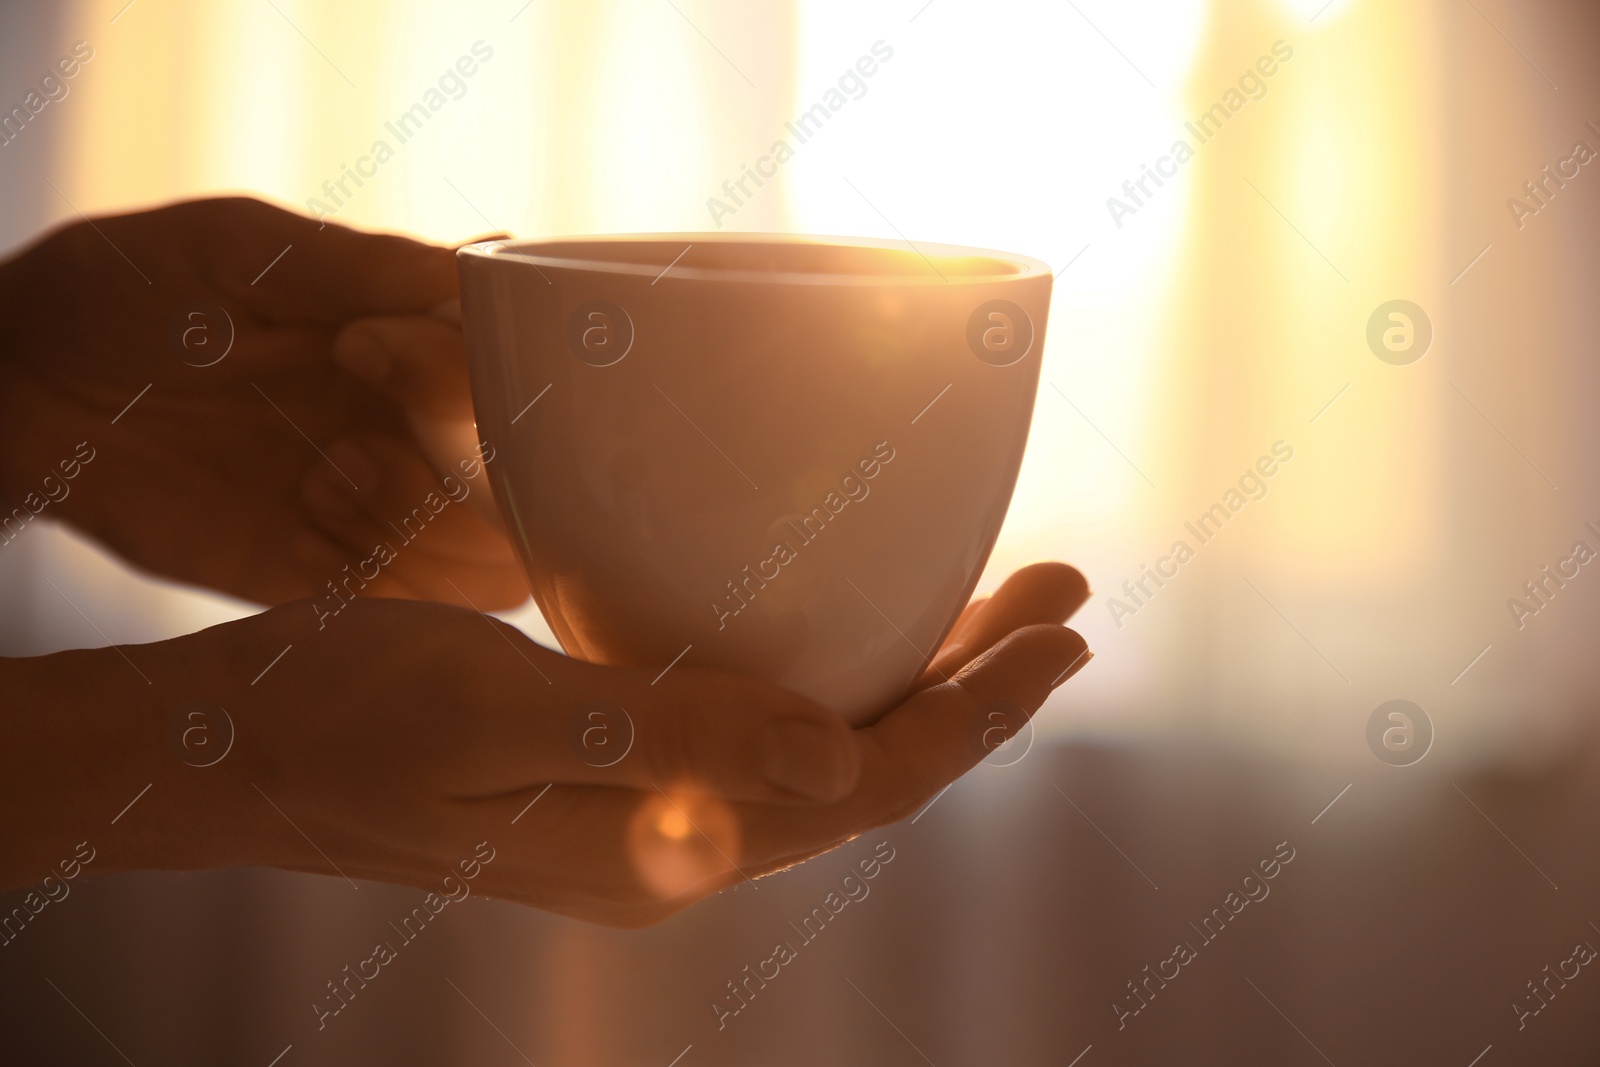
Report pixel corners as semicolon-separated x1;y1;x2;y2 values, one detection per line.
456;234;1051;725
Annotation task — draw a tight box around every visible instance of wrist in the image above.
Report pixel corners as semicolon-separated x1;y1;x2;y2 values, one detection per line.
0;252;27;503
0;614;300;891
0;645;169;889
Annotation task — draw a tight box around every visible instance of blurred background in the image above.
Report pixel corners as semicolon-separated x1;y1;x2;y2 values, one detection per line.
3;0;1599;1063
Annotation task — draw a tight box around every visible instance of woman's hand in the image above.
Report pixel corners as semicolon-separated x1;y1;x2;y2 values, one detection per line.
0;197;523;609
93;559;1094;927
12;562;1090;927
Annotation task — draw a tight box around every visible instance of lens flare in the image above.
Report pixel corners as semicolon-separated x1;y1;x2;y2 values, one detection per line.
627;790;742;898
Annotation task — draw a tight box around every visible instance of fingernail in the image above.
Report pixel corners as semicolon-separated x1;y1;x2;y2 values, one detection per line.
762;718;851;801
1050;648;1094;689
325;440;378;500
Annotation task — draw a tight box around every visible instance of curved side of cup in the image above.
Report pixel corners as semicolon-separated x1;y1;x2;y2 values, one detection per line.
458;237;1051;724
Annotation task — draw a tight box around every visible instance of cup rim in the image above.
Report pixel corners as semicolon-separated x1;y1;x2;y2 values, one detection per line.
456;232;1053;288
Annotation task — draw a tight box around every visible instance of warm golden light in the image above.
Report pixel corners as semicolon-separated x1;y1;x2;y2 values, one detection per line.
655;807;693;841
626;790;742;898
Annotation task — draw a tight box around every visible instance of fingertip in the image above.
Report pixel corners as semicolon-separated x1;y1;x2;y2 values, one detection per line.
332;319;392;383
953;623;1092;709
1003;561;1091;615
1024;623;1092;688
1049;639;1094;689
